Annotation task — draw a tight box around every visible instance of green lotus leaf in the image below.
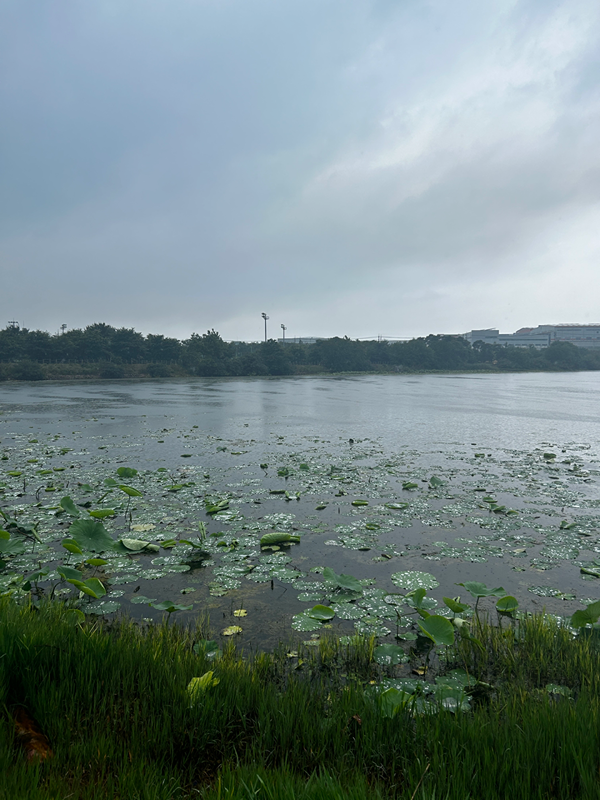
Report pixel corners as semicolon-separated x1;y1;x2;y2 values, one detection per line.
118;484;143;497
392;571;439;591
260;532;301;546
69;518;114;553
457;581;506;599
307;604;335;621
418;615;455;646
60;496;81;518
117;467;138;478
374;644;407;666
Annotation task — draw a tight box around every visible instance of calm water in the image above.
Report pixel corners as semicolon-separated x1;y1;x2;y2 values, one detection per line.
1;372;600;648
2;372;600;454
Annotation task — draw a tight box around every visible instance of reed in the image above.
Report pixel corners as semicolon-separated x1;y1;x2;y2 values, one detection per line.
2;599;600;799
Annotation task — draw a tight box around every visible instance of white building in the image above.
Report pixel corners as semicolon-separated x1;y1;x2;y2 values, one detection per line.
462;325;600;349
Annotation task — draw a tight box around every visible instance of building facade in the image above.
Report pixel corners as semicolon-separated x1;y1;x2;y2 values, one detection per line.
462;325;600;349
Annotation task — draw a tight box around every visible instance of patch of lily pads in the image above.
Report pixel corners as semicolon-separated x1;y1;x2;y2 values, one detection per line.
1;417;600;645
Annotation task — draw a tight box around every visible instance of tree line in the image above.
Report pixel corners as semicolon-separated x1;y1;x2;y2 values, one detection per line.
1;322;599;381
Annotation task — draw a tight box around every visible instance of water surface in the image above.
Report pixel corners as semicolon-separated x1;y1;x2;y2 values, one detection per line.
1;373;599;649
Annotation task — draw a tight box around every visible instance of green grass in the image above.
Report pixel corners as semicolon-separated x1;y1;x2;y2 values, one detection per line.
2;599;600;799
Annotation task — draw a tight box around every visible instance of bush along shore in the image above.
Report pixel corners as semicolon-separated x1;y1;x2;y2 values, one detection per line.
1;324;599;380
3;596;600;799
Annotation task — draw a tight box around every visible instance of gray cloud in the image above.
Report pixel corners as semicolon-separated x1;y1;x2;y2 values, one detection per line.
1;0;600;340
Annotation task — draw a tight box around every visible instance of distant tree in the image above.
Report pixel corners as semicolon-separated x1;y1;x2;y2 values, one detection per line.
230;353;269;376
495;346;538;371
313;337;369;372
22;330;53;362
183;330;232;376
111;328;146;363
0;326;27;362
423;335;473;370
259;340;293;375
363;340;393;367
284;343;310;365
80;323;116;362
394;338;434;369
54;329;85;362
146;334;181;363
542;341;584;371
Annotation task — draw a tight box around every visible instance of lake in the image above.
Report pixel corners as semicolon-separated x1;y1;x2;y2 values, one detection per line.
1;372;600;649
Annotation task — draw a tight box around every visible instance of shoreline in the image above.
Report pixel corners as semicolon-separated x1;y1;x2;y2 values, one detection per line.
0;365;596;385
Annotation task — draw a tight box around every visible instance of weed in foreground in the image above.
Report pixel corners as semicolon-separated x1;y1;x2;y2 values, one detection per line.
1;599;600;799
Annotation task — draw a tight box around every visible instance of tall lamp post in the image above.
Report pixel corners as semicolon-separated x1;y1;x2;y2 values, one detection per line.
261;312;269;342
281;324;287;342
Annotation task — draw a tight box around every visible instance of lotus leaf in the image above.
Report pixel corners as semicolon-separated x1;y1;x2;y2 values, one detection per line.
496;596;519;615
418;615;455;646
193;640;221;660
571;599;600;628
374;644;407;666
69;519;114;553
260;532;301;546
443;597;469;614
117;467;138;478
151;601;193;613
89;509;115;519
57;565;83;581
0;537;26;555
222;625;243;636
62;539;83;555
188;672;219;702
119;539;160;553
67;577;107;599
307;604;335;621
378;687;414;718
291;613;321;631
118;484;143;497
391;571;439;591
322;567;363;594
59;496;81;518
457;581;506;599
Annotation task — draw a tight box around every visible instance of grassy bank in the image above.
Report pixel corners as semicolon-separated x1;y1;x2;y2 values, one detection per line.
2;600;600;799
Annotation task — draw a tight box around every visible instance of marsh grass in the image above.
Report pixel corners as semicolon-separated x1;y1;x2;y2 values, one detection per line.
2;600;600;799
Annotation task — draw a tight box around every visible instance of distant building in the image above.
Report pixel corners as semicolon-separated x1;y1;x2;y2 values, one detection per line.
277;337;322;345
462;325;600;349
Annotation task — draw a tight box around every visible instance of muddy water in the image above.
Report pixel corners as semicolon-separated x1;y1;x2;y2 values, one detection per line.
1;372;600;650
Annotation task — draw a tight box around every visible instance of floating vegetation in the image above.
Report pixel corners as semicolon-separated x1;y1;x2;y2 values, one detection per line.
0;407;599;646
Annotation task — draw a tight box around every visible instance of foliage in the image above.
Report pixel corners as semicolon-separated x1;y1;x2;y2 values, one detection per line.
3;601;600;798
3;323;600;381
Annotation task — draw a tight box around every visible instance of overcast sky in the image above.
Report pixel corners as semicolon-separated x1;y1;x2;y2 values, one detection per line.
2;0;599;342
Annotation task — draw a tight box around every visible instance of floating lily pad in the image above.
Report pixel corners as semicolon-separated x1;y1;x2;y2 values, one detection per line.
86;600;121;615
374;644;408;666
222;625;243;636
260;532;301;546
69;518;114;553
291;613;322;631
118;539;160;553
391;571;439;591
306;604;335;621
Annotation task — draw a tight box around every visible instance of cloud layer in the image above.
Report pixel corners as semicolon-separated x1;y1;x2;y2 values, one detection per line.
2;0;599;340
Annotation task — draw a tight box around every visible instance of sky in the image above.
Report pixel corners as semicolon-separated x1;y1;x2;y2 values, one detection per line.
1;0;600;342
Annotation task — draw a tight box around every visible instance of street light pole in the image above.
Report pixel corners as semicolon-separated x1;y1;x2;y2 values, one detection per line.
261;312;269;342
281;324;286;342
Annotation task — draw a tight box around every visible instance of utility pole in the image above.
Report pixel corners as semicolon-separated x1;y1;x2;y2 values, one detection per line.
281;324;286;342
60;324;67;335
261;312;269;342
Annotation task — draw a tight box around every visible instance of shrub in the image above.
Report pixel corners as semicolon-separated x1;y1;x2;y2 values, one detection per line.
9;361;46;381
